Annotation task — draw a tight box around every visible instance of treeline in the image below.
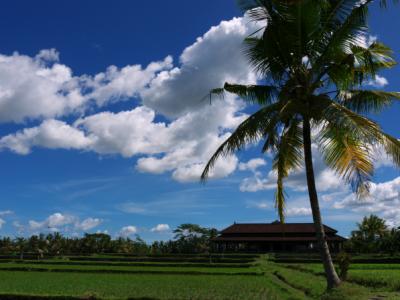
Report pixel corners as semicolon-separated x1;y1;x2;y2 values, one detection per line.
345;215;400;254
0;216;399;256
0;223;217;257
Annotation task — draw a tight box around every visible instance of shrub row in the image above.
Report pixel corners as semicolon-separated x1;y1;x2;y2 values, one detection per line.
282;264;324;276
0;255;255;263
98;253;260;259
0;267;263;276
65;256;255;263
0;295;157;300
4;260;251;268
273;258;400;264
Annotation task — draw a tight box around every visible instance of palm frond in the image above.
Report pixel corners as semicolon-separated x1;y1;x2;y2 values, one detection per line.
322;101;400;191
337;90;400;113
379;132;400;167
313;2;369;83
201;103;281;181
324;100;382;140
272;121;304;222
319;124;373;195
223;82;278;105
244;37;290;81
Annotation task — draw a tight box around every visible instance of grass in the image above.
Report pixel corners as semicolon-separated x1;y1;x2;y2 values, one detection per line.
0;254;399;299
0;262;260;275
282;263;400;292
0;271;300;300
0;259;251;268
348;269;400;291
272;263;400;299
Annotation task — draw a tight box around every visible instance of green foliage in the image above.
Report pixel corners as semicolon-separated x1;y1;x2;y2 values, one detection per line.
337;252;352;280
348;269;400;291
0;271;291;300
0;254;399;299
202;0;400;222
346;214;400;254
0;224;218;256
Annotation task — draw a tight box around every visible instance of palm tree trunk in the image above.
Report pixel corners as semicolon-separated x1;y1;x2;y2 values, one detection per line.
303;117;341;289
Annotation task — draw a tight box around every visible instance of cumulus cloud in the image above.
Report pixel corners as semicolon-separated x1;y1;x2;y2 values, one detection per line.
245;198;311;217
367;75;388;88
151;224;170;233
286;207;312;216
1;16;395;192
0;218;5;229
0;49;172;123
333;177;400;227
0;119;93;155
84;56;173;106
75;218;103;231
0;17;259;183
27;212;102;233
0;210;13;216
239;158;267;172
119;225;138;237
141;17;257;118
239;145;345;193
0;50;84;122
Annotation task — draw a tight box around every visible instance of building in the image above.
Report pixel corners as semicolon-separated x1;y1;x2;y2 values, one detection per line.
213;221;347;252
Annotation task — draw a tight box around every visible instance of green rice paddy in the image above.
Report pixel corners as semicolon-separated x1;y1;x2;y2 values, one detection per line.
0;254;399;299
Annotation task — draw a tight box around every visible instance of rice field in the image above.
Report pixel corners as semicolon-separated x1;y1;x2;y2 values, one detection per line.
0;254;399;299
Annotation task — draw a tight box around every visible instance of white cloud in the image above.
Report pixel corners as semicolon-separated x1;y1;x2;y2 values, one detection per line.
0;17;258;183
0;49;172;123
47;212;74;228
27;212;102;233
13;221;24;234
0;210;13;216
151;224;170;233
1;16;394;193
321;191;350;202
286;207;312;216
0;50;84;122
75;218;103;231
367;75;388;87
239;145;344;193
0;119;94;155
0;218;5;229
84;56;173;106
239;158;266;172
333;177;400;227
35;49;60;62
119;225;138;237
372;144;396;168
141;17;257;118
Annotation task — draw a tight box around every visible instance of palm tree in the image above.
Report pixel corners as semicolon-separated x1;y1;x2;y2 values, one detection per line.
356;215;388;240
351;214;388;252
201;0;400;289
14;237;26;260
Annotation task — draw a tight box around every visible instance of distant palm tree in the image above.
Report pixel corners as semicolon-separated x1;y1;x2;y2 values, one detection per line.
355;214;388;241
14;237;26;260
201;0;400;289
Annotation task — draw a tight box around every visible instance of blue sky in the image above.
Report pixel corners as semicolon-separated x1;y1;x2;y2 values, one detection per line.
0;1;399;240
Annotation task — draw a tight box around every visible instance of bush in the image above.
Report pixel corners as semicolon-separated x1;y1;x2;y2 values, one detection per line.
337;252;351;281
